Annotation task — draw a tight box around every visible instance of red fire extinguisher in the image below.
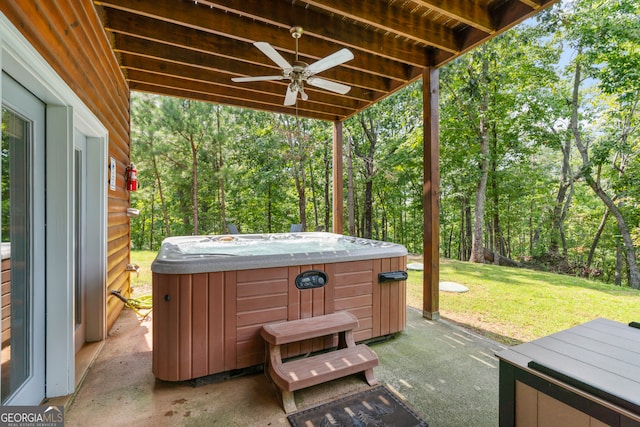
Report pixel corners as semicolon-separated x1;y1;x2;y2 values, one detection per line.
126;163;137;191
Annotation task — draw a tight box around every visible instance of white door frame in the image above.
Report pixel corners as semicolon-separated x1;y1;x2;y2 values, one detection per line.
0;14;109;399
1;73;46;405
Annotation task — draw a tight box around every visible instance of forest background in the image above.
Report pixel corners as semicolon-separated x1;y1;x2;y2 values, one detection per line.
129;0;640;288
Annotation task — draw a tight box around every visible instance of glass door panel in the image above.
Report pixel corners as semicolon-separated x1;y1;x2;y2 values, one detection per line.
1;107;30;402
1;73;45;405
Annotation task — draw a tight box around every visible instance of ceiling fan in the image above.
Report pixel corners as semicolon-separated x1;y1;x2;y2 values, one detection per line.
232;26;354;106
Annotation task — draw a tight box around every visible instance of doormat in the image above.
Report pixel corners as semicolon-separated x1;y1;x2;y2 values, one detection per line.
287;385;428;427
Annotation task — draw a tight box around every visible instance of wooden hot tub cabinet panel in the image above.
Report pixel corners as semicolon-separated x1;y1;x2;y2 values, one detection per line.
153;255;407;381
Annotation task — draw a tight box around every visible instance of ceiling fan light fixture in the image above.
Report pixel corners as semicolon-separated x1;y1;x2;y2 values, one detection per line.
233;26;354;106
299;87;308;101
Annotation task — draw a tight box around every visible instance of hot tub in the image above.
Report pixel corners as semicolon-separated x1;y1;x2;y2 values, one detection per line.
151;232;408;381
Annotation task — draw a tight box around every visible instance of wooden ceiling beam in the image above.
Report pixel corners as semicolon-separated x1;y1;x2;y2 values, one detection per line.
102;8;411;84
127;69;356;117
96;0;435;67
493;0;558;34
204;0;461;53
129;82;346;121
517;0;543;9
92;0;561;120
111;32;391;96
432;0;559;66
410;0;495;33
119;53;372;110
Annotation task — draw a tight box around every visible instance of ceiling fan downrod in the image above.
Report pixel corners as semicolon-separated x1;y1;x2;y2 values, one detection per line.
290;26;303;62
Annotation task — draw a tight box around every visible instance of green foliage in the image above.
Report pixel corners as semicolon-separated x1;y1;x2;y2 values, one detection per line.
128;0;639;286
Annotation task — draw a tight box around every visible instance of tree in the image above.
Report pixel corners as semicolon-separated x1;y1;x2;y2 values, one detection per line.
555;0;640;288
130;93;172;248
160;98;218;235
275;115;310;230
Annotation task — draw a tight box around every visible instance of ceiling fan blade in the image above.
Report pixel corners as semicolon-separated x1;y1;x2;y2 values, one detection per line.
284;84;298;106
232;75;284;82
254;42;292;70
306;77;351;95
307;48;354;75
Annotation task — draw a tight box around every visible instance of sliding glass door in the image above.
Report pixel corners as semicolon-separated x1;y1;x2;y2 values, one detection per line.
1;73;45;405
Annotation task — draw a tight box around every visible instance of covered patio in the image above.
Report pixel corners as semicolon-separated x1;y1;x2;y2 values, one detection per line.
59;305;505;426
0;0;558;419
91;0;559;319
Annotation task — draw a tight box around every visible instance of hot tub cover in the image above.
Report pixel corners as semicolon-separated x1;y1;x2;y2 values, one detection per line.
151;232;408;274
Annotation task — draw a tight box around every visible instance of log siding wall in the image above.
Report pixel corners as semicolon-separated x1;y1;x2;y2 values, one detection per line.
1;1;131;331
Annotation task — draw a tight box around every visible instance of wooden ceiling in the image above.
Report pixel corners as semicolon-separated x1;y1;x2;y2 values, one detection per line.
94;0;559;121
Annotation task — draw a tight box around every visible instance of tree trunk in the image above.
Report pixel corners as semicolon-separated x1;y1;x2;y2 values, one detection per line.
586;207;609;276
559;182;574;258
529;198;534;257
267;184;273;233
469;57;490;263
292;152;307;232
549;132;572;258
570;59;639;289
191;136;199;235
323;141;331;231
216;106;227;235
281;116;307;231
483;248;521;267
506;200;512;259
148;184;154;250
347;136;355;235
363;179;373;239
459;198;465;260
152;154;171;237
356;113;378;240
614;241;623;286
490;123;505;256
308;148;319;227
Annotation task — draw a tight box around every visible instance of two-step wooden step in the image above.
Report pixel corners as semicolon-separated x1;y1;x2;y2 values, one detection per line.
261;311;379;413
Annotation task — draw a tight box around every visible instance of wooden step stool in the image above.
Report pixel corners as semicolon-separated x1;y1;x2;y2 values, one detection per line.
260;311;379;413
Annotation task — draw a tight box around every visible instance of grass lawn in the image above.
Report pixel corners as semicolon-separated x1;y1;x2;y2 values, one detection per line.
129;250;157;295
408;258;640;344
131;250;640;345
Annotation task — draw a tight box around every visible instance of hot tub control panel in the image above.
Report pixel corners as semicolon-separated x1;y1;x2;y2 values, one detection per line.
295;270;328;290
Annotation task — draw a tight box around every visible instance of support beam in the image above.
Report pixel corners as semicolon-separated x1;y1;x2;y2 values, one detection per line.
423;67;440;320
332;121;344;234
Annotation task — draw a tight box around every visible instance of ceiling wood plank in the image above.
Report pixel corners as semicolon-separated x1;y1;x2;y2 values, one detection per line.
120;53;371;110
102;7;410;84
411;0;495;33
97;0;434;66
130;82;345;121
92;0;561;121
111;32;391;98
434;0;558;66
205;0;461;53
493;0;556;35
517;0;543;9
127;69;355;117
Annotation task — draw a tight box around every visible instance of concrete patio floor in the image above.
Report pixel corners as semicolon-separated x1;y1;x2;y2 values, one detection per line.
59;306;505;426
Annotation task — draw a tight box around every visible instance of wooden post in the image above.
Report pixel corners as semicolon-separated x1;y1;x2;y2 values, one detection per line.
332;121;344;234
423;67;440;320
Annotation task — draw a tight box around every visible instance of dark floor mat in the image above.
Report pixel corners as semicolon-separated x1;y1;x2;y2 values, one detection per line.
288;384;428;427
